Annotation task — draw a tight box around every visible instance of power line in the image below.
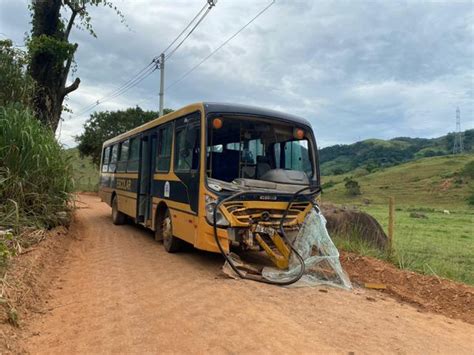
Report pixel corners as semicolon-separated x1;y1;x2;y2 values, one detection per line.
161;2;209;55
166;0;275;91
70;0;216;119
73;64;158;117
165;2;216;60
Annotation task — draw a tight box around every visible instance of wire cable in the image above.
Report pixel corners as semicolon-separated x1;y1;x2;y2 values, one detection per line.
71;0;215;119
72;63;157;118
161;2;208;55
166;0;275;90
165;4;214;60
212;185;322;286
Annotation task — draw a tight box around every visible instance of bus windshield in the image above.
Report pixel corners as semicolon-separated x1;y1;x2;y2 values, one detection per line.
206;116;314;186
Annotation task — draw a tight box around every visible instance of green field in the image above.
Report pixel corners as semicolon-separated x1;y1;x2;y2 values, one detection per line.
323;154;474;285
65;148;99;192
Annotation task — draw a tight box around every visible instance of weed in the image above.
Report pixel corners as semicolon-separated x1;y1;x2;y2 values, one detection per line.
7;307;19;327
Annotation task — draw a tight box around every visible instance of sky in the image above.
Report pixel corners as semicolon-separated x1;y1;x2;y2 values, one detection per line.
1;0;473;148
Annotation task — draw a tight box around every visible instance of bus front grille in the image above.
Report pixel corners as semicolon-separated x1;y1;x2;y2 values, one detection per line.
222;201;310;227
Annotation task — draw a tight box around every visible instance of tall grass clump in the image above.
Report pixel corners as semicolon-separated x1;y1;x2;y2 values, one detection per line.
0;105;74;231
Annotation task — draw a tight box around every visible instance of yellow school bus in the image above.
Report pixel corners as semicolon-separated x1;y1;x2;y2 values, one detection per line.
99;102;320;272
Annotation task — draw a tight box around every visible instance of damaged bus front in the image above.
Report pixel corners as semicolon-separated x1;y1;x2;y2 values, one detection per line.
203;104;321;275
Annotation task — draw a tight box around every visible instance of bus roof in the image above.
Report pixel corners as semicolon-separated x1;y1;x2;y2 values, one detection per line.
203;102;311;127
103;102;312;146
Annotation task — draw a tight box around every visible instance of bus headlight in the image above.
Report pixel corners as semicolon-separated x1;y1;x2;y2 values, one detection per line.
205;195;229;227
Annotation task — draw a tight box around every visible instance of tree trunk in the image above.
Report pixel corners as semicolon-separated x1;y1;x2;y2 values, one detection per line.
29;0;80;132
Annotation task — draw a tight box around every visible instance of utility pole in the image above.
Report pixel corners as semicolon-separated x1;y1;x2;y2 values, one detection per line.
453;107;463;154
159;53;165;117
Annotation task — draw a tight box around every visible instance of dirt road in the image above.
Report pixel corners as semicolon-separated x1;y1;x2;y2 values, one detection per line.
23;195;473;353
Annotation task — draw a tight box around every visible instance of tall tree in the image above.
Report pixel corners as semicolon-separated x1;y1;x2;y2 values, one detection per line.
76;107;173;166
28;0;124;131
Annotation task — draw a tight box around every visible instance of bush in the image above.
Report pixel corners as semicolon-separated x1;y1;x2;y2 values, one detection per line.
467;192;474;206
321;180;336;190
332;168;345;175
0;105;74;230
344;178;361;196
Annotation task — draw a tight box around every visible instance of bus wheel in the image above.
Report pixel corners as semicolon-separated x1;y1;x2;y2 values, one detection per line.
160;209;182;253
111;195;126;225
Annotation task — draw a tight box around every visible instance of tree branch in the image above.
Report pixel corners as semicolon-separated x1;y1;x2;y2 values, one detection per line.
60;42;78;92
64;11;78;40
63;77;81;97
63;0;86;40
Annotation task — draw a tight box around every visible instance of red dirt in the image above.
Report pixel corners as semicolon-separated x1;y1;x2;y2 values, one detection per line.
341;252;474;324
1;194;472;353
0;225;74;352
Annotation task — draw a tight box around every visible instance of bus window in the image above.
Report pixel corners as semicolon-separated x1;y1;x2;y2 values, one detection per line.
127;137;140;172
101;146;111;172
108;144;118;172
117;140;129;172
273;143;281;168
175;119;200;172
156;124;172;172
282;140;312;176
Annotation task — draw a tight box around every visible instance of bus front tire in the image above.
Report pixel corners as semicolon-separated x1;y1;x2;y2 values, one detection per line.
111;196;126;225
157;208;182;253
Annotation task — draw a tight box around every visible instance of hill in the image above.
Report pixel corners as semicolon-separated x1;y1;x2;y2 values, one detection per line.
319;129;474;175
322;154;474;209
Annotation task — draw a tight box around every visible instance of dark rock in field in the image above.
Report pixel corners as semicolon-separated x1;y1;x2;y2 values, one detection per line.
409;212;428;219
320;203;390;251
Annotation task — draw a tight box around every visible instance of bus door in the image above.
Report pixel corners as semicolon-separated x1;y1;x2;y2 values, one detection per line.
174;113;201;214
137;132;157;224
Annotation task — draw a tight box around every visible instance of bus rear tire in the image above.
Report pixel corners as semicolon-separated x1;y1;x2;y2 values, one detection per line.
112;195;126;225
158;208;182;253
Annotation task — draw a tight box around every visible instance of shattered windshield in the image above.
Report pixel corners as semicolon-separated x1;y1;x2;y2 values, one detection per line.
206;115;314;185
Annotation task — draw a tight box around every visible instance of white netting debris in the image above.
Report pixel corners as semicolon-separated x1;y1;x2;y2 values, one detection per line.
262;210;352;289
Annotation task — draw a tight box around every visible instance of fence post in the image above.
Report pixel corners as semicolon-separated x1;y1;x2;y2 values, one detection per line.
388;196;395;253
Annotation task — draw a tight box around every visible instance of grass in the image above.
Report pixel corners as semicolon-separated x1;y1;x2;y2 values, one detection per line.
358;205;472;284
65;148;99;192
0;105;73;270
322;154;474;285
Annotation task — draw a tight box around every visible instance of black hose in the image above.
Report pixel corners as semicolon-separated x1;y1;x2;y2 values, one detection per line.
212;185;321;286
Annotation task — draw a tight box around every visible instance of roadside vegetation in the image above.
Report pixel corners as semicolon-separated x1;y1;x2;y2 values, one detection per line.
323;154;474;285
0;106;74;267
0;39;74;277
65;148;98;192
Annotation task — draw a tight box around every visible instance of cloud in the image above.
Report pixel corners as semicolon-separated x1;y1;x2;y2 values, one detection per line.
1;0;473;148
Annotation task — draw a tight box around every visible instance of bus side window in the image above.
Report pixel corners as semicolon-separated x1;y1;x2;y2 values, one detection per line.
127;138;139;172
156;124;172;172
174;118;200;172
101;146;111;172
117;140;129;172
108;144;118;172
